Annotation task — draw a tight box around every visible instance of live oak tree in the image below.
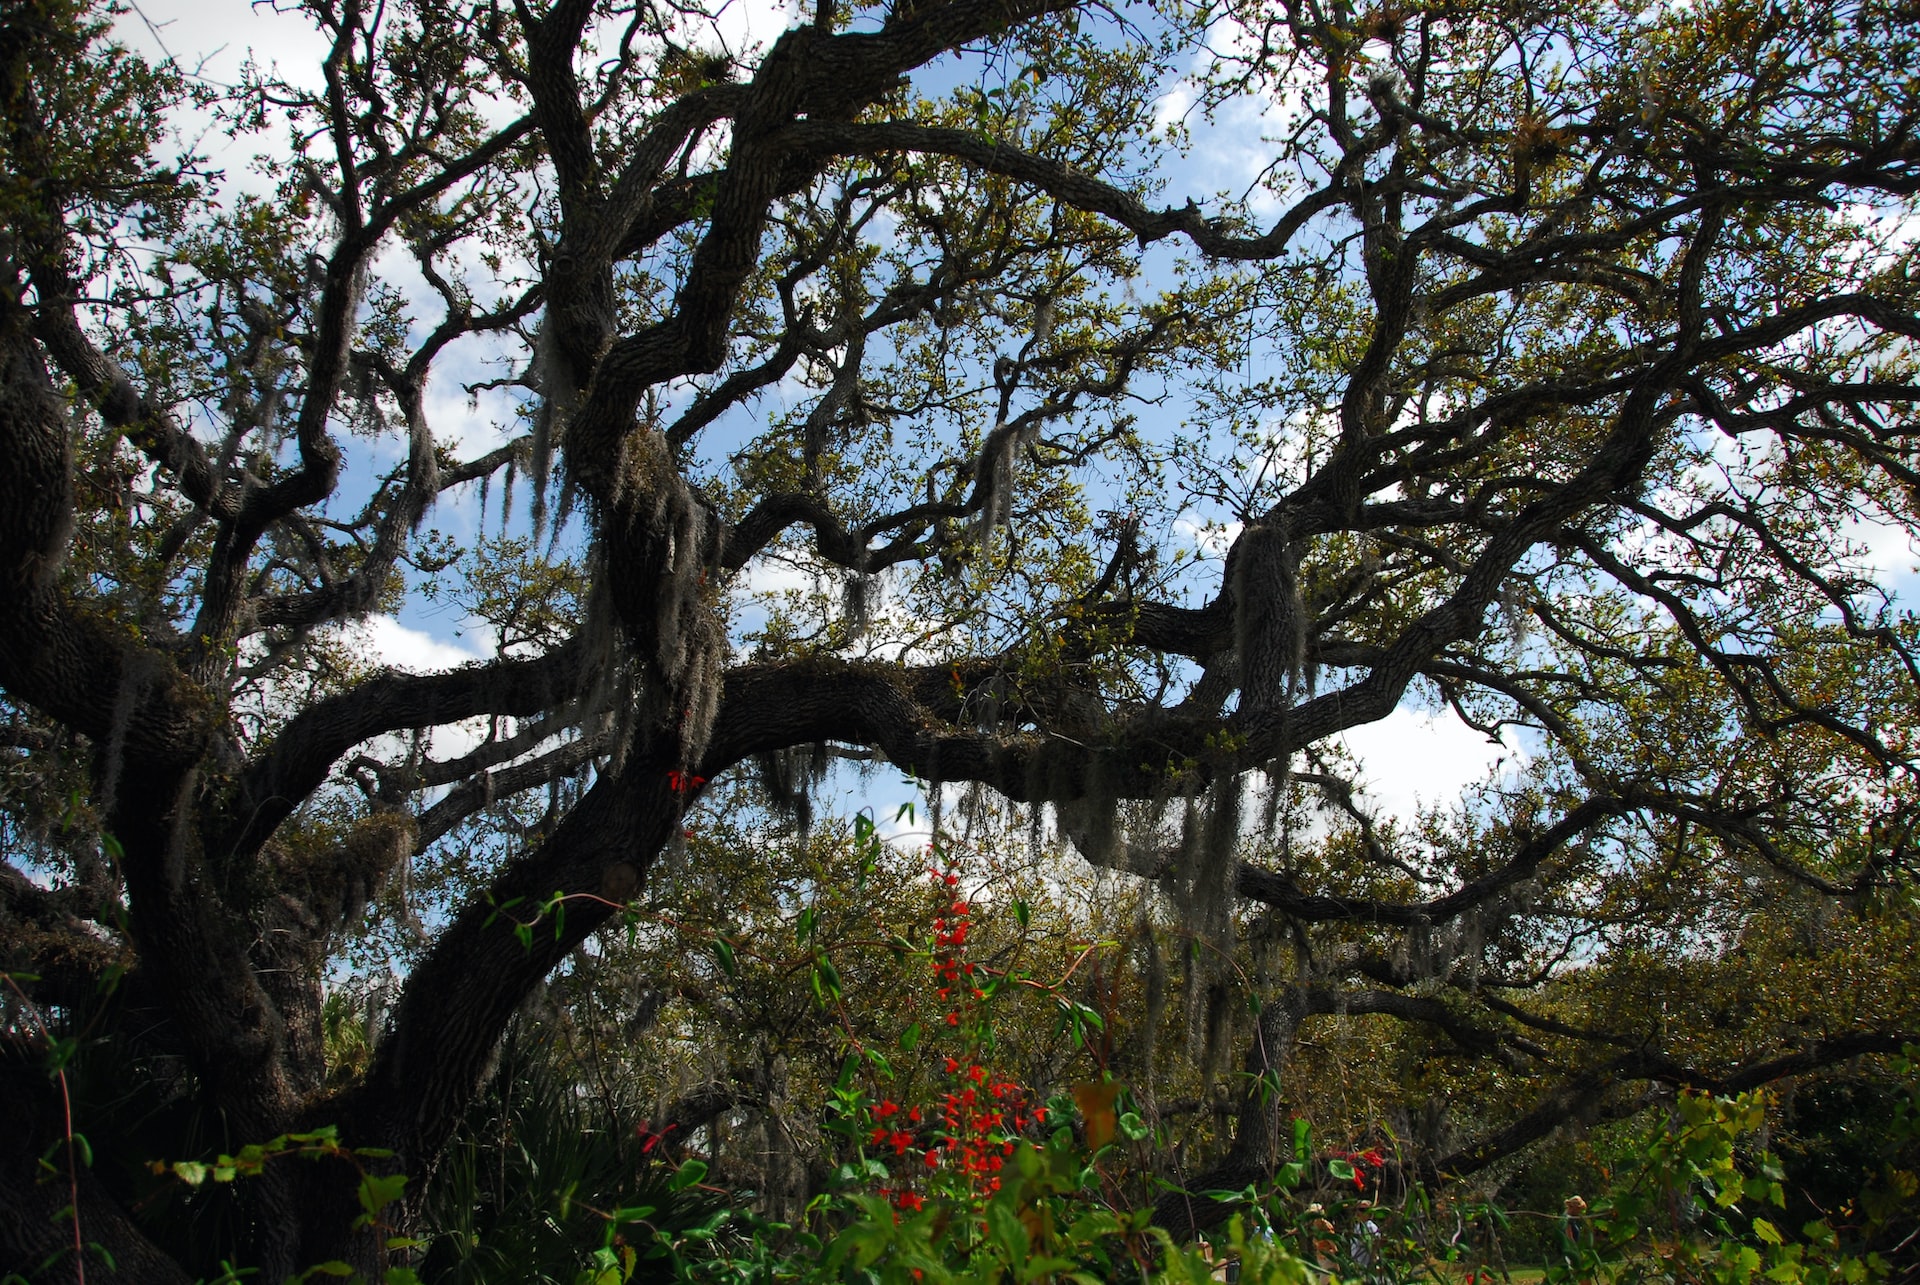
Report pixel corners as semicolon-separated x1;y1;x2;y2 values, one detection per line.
3;0;1919;1274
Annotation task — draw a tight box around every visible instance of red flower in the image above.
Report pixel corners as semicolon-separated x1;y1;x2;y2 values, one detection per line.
634;1120;678;1155
666;770;707;794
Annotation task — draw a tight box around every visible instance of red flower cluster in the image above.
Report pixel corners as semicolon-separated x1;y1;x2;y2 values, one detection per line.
924;863;1043;1197
1333;1147;1386;1190
929;1059;1042;1196
930;881;975;1006
665;769;707;794
868;1125;917;1156
875;1186;925;1213
860;860;1046;1211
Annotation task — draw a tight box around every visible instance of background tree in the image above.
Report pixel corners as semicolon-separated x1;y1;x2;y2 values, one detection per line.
2;0;1918;1276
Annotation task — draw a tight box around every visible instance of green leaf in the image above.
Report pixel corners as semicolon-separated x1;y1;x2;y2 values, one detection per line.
710;937;737;977
985;1200;1030;1262
172;1160;210;1186
287;1127;340;1146
669;1158;709;1192
1753;1217;1783;1245
356;1172;408;1216
900;1021;921;1051
46;1036;78;1073
813;953;842;1001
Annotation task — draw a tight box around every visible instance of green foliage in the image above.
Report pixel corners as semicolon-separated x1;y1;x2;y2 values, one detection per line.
650;1127;1319;1285
416;1034;732;1285
1544;1092;1897;1285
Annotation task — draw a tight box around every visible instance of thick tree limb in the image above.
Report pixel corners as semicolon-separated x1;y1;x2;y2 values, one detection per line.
218;636;586;869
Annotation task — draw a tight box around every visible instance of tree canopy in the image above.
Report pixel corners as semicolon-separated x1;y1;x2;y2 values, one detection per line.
2;0;1918;1276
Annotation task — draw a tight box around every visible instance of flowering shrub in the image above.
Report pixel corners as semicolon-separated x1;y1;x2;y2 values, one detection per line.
861;860;1051;1215
479;818;1919;1285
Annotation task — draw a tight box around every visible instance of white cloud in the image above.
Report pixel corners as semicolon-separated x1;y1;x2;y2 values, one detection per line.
693;0;802;58
1842;512;1920;584
1153;83;1194;135
115;0;331;199
345;613;492;674
734;554;820;599
1174;516;1242;558
117;0;329;89
1335;704;1524;820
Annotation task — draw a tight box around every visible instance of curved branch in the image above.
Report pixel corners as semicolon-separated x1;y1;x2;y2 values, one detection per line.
782;120;1344;260
413;729;610;851
1430;1034;1920;1181
220;637;587;868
